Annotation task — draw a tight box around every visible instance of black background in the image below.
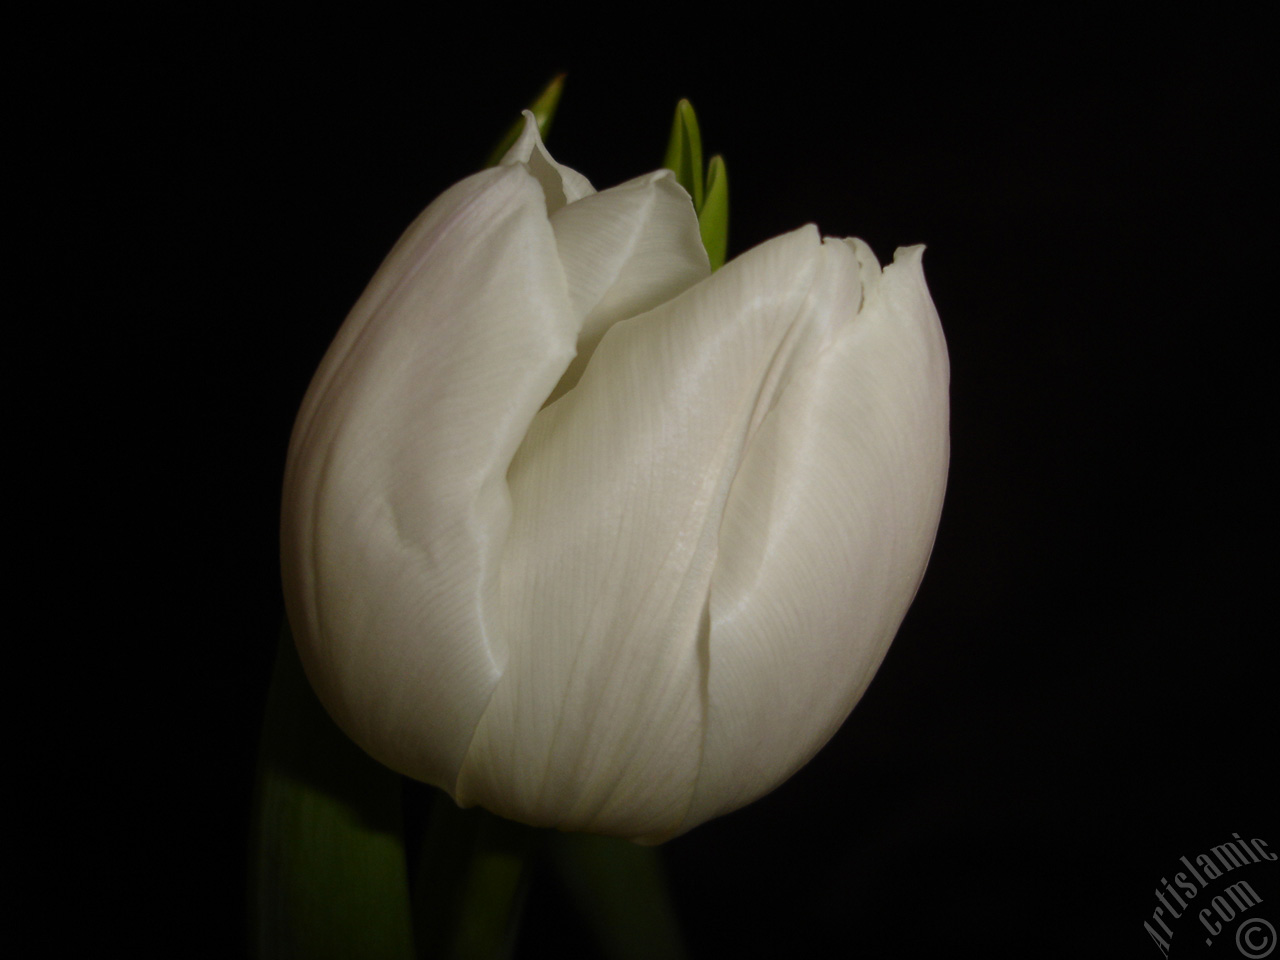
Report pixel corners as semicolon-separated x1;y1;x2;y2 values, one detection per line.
79;11;1274;958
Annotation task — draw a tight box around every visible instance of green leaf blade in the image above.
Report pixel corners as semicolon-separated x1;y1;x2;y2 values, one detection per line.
662;98;704;212
250;625;415;960
485;74;566;168
699;154;729;270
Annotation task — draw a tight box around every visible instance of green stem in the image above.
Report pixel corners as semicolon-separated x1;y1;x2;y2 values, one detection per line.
412;796;539;960
548;833;689;960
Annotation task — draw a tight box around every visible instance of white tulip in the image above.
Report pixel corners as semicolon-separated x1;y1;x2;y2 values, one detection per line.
281;115;948;843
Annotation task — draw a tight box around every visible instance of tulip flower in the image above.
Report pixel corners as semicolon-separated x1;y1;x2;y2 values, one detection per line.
280;113;949;844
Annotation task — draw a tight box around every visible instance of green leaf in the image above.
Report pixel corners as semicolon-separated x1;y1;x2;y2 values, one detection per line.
662;99;704;213
699;154;729;271
485;74;566;168
250;624;414;960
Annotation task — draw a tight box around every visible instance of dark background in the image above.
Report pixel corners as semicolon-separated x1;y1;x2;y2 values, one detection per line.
88;12;1273;958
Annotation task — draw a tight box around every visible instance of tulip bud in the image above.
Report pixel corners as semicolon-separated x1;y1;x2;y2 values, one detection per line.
281;113;949;843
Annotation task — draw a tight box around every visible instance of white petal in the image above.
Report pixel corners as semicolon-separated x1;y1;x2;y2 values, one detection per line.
680;240;950;833
281;163;577;792
546;169;709;403
454;226;842;841
501;111;594;213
